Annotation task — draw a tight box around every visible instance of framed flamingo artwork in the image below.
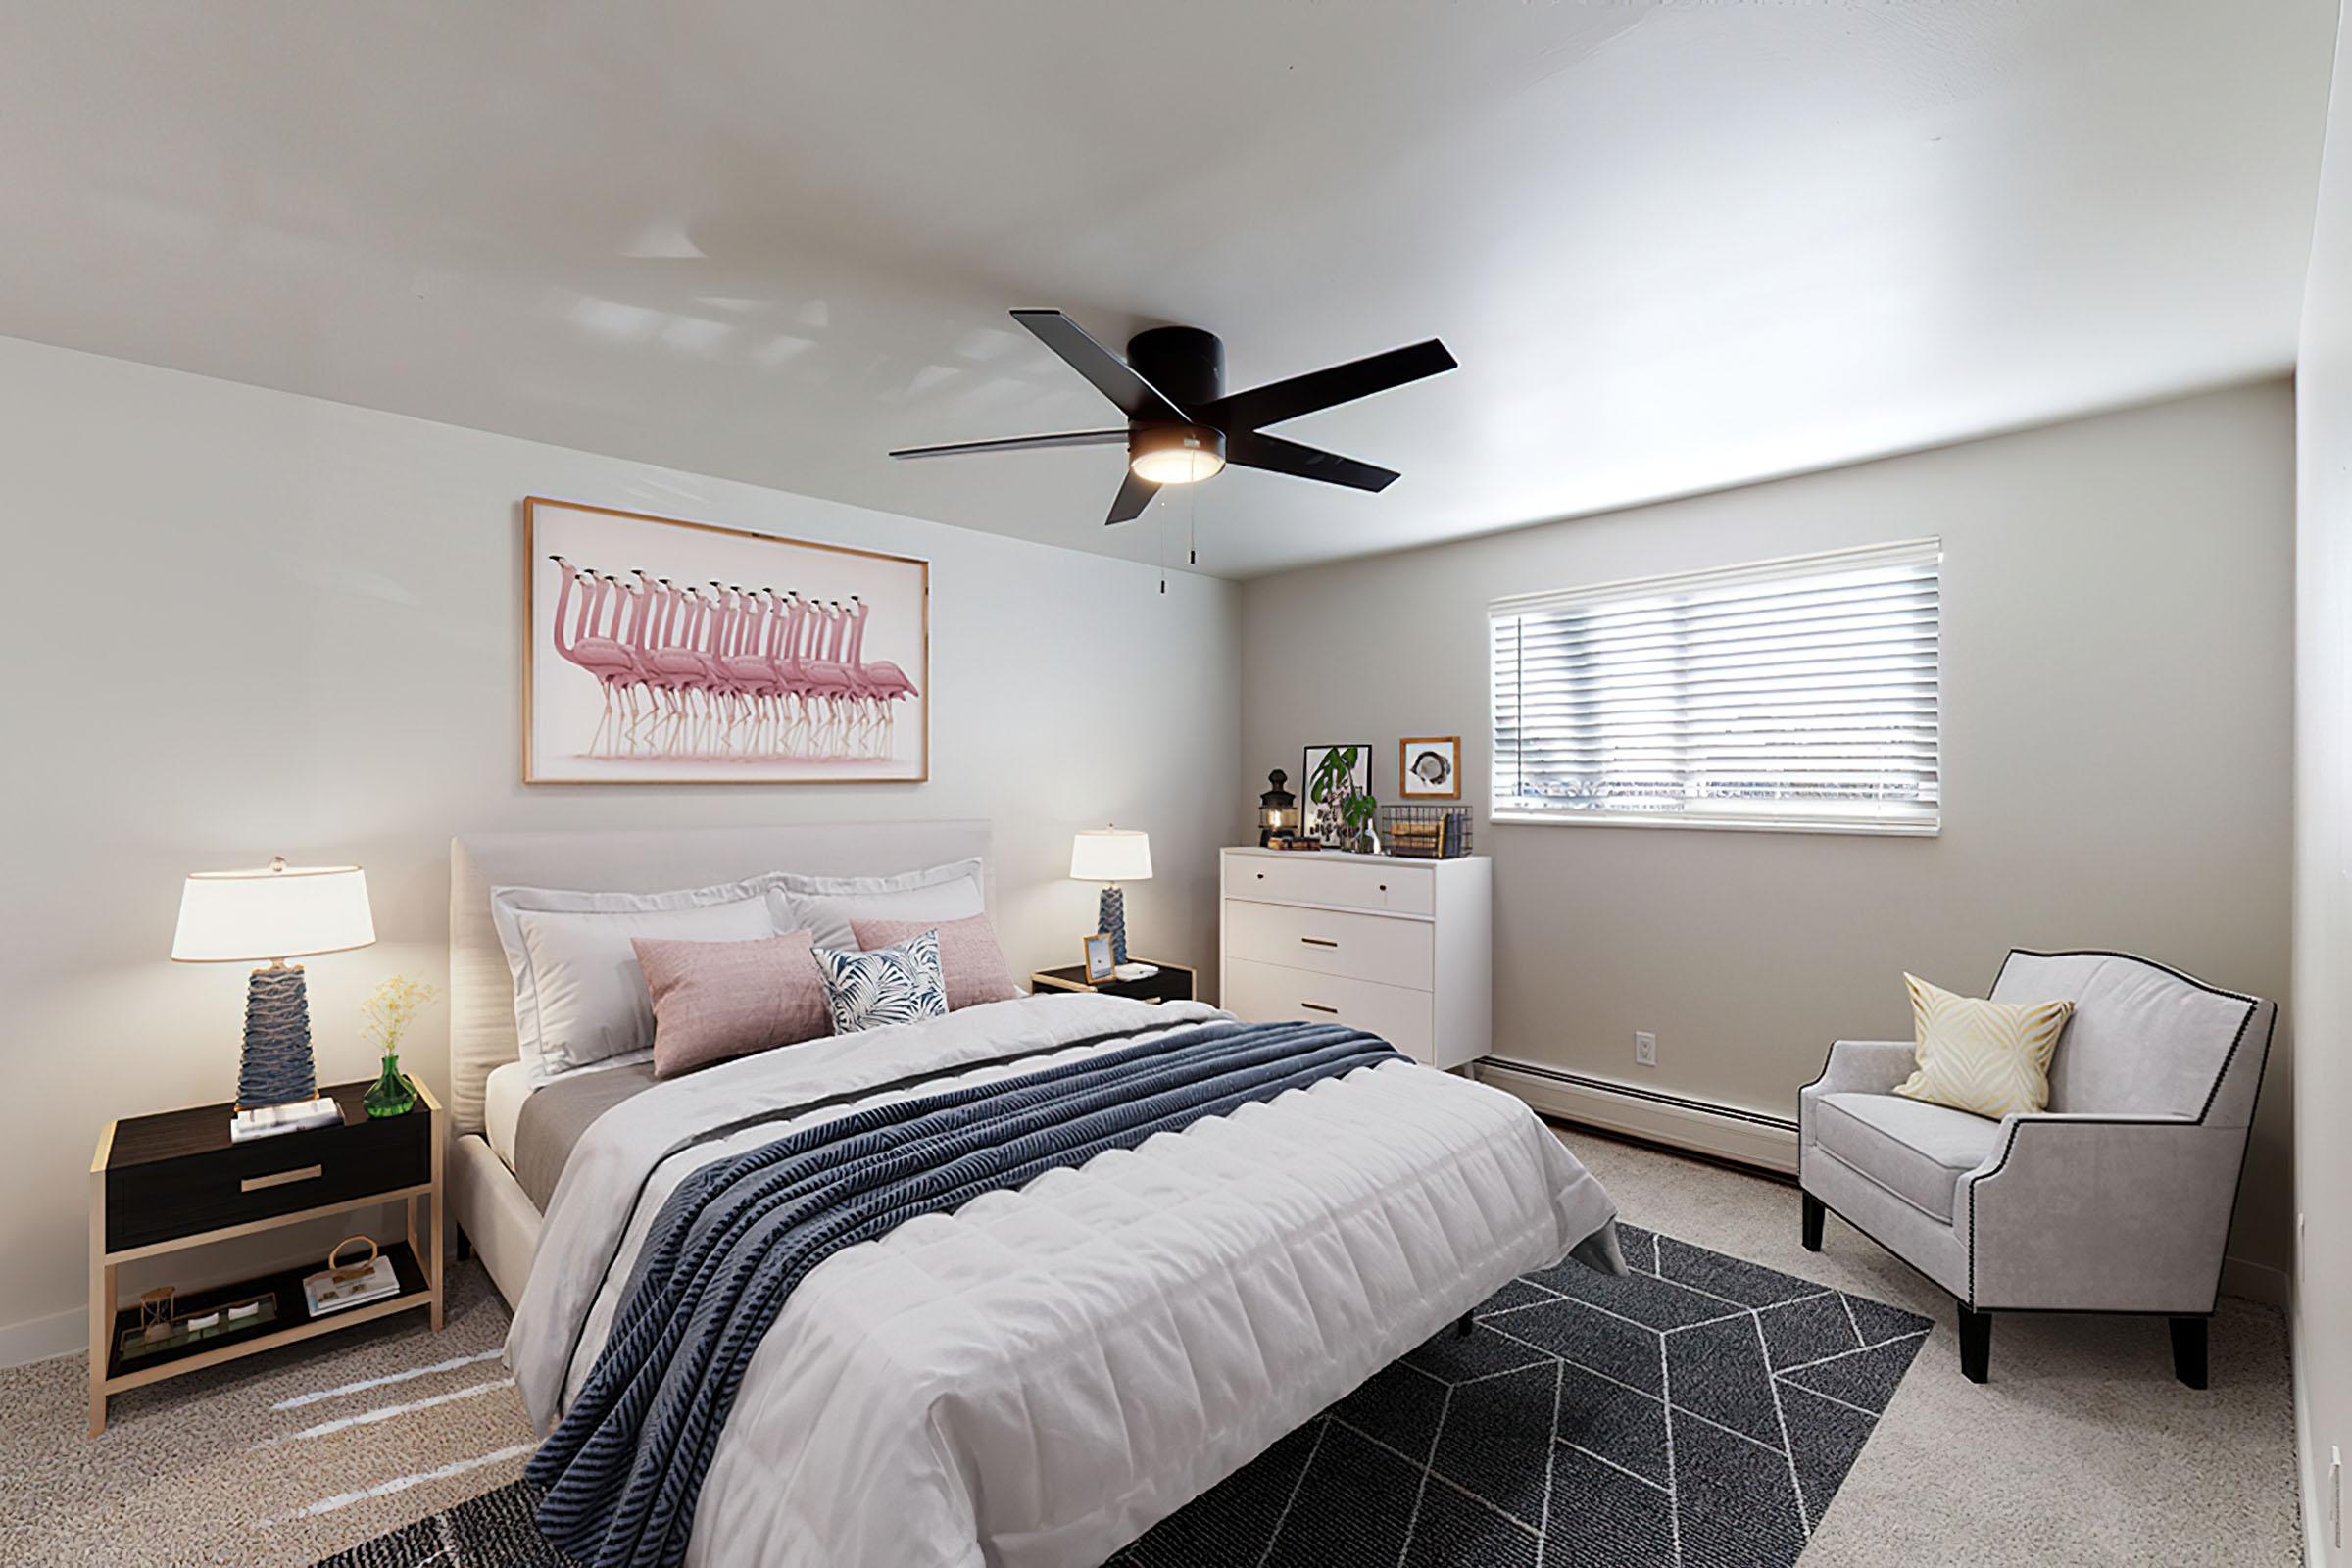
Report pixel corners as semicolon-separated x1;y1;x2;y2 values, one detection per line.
522;497;929;784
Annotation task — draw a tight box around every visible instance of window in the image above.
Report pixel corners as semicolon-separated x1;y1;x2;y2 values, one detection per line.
1490;539;1941;835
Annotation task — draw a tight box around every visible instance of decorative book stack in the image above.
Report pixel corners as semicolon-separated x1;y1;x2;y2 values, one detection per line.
1377;805;1472;859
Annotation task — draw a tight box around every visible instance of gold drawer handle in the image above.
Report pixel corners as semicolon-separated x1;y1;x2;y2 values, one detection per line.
241;1165;323;1193
1301;1003;1339;1015
1300;937;1338;949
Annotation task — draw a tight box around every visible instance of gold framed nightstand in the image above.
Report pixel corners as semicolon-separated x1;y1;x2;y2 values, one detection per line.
1029;958;1197;1004
87;1078;444;1436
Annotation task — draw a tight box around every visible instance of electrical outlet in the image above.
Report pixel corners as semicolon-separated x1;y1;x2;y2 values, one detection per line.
1634;1031;1657;1067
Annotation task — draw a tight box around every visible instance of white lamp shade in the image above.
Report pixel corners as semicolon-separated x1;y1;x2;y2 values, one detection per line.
171;862;377;962
1069;828;1152;883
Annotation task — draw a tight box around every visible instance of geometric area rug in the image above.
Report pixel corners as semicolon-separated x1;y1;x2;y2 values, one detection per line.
313;1222;1931;1568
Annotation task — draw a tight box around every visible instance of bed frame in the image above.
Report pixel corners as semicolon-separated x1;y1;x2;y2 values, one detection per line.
446;821;996;1308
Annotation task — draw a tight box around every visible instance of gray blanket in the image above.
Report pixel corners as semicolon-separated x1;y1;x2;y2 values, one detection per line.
514;1060;659;1211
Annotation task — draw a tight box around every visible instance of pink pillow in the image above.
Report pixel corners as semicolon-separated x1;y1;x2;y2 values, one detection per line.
851;912;1018;1010
633;930;832;1078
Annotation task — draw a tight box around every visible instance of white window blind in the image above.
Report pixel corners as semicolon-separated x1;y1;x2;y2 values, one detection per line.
1491;538;1941;835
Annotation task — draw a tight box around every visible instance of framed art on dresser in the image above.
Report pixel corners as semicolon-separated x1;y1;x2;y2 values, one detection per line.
522;497;929;784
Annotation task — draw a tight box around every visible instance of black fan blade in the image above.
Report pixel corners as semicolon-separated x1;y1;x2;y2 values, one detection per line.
891;429;1126;460
1226;430;1399;492
1012;310;1188;423
1106;468;1159;525
1201;339;1456;433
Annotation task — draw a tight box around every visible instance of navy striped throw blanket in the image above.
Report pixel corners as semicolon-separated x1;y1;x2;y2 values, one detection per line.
527;1018;1404;1568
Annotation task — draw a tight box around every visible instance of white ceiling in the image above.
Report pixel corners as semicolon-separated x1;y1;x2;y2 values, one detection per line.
0;2;2333;577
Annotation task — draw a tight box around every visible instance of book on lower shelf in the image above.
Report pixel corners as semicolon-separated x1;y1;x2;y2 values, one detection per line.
303;1254;402;1317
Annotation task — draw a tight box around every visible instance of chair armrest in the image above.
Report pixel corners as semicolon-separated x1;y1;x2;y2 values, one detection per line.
1963;1113;2238;1312
1803;1039;1916;1098
1796;1040;1915;1153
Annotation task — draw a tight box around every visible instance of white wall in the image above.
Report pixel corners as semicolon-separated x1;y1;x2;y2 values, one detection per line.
1241;381;2296;1286
2298;6;2352;1558
0;335;1240;1359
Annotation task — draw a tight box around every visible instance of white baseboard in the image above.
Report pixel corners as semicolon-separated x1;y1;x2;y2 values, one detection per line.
0;1305;85;1369
1479;1058;1799;1174
2222;1254;2290;1309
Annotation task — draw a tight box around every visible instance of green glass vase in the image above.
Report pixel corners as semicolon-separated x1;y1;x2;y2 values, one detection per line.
364;1051;416;1118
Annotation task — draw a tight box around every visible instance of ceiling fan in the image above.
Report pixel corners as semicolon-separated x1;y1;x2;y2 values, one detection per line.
889;311;1457;526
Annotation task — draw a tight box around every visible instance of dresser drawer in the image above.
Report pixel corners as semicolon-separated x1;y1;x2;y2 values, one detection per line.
105;1110;431;1253
1224;855;1434;916
1222;899;1434;991
1222;957;1436;1064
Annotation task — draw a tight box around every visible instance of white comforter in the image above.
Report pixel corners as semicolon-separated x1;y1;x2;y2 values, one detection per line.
509;994;1617;1568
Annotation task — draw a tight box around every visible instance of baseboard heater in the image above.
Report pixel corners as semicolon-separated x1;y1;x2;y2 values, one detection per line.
1478;1057;1800;1175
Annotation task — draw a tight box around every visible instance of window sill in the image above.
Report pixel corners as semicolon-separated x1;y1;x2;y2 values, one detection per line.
1489;810;1939;839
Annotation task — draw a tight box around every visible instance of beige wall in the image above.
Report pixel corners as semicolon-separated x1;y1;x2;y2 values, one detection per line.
1241;380;2295;1284
2297;4;2352;1557
0;335;1239;1360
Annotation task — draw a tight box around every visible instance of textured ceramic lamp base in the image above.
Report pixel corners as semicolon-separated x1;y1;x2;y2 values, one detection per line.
1098;885;1129;966
238;963;318;1108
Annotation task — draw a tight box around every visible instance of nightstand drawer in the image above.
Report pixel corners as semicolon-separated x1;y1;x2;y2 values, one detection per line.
1221;899;1434;990
105;1111;429;1253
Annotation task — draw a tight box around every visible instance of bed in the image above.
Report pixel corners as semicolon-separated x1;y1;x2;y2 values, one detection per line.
446;823;1622;1568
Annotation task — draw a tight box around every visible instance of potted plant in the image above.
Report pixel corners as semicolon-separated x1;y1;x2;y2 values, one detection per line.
361;974;439;1117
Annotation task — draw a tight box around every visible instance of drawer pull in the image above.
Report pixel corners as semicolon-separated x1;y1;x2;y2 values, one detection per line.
1300;1002;1339;1015
1299;937;1338;949
1378;883;1387;892
241;1165;323;1194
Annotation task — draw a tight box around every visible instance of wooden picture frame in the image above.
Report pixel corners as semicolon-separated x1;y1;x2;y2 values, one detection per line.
1398;736;1462;800
1082;932;1116;984
523;496;930;784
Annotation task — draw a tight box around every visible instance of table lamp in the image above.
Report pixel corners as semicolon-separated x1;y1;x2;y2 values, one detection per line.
172;857;375;1109
1069;827;1152;966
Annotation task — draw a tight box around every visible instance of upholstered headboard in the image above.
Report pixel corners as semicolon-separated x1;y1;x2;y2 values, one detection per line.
447;821;995;1136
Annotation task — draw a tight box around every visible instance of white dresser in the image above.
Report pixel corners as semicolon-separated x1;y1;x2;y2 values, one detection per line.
1218;846;1492;1070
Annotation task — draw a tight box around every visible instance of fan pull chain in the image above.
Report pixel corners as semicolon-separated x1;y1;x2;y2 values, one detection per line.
1188;481;1198;566
1158;489;1168;595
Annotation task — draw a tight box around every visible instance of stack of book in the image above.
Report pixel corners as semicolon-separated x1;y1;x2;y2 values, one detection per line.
229;1096;344;1143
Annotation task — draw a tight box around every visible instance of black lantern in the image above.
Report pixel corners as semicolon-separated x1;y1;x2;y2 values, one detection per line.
1257;769;1298;846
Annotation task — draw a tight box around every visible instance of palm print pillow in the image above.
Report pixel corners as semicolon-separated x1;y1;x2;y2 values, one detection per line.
814;927;951;1035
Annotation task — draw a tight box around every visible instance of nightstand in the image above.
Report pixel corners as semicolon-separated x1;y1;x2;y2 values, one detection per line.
1029;958;1196;1004
87;1078;444;1436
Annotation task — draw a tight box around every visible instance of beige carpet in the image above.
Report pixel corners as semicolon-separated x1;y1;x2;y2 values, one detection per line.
0;1126;2299;1566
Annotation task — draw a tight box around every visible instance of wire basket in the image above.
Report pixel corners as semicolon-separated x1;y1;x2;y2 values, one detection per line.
1376;804;1473;858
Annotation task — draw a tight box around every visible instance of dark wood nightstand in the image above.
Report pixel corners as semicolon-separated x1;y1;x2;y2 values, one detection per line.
87;1078;444;1435
1029;958;1197;1004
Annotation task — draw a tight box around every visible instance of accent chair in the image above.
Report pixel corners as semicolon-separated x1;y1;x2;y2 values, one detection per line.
1797;949;2275;1385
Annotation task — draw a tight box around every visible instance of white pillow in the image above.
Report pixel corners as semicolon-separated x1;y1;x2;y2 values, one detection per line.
778;858;987;951
490;875;788;1082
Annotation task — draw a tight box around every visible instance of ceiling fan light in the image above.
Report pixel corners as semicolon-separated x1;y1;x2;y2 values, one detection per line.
1129;424;1226;485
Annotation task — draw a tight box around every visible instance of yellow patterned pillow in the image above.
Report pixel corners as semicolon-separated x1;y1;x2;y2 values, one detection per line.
1892;974;2074;1118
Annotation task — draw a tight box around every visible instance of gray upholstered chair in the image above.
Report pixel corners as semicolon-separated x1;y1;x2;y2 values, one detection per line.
1797;950;2275;1386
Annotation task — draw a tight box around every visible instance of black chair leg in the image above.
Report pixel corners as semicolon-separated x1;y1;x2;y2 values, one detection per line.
2169;1316;2208;1389
1800;1193;1824;1252
1956;1302;1990;1384
454;1225;473;1263
1456;1312;1474;1339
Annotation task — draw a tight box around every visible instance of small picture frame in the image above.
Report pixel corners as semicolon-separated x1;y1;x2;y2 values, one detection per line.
1399;736;1461;800
1082;932;1116;984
